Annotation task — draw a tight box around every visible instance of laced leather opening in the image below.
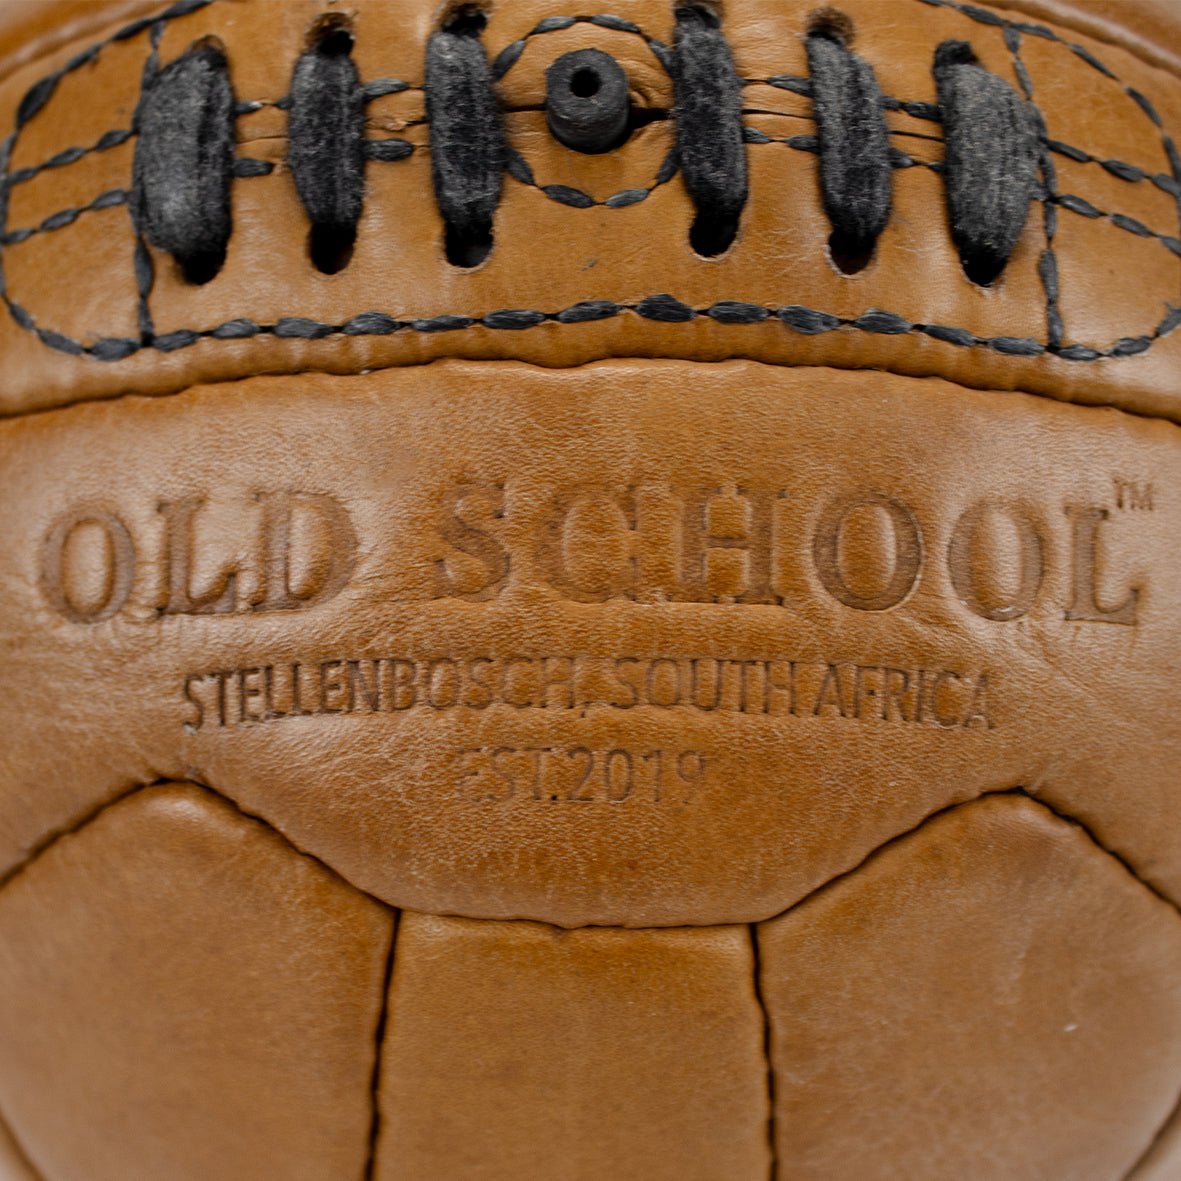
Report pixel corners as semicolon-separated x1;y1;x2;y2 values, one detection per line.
124;9;1042;292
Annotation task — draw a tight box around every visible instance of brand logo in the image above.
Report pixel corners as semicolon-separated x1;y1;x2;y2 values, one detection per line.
40;481;1142;626
435;482;1143;625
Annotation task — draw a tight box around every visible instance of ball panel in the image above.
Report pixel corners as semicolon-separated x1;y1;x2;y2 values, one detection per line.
1;361;1178;927
374;913;771;1180
0;783;392;1181
758;793;1181;1180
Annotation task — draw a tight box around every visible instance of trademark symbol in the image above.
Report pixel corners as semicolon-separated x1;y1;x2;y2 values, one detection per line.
1113;477;1154;511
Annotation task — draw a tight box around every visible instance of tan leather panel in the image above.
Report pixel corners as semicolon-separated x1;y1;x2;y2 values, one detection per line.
374;912;770;1180
0;0;1178;419
0;783;393;1181
1;360;1178;927
756;793;1181;1181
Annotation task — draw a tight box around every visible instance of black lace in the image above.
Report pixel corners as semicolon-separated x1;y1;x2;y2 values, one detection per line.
289;18;365;274
129;8;1039;287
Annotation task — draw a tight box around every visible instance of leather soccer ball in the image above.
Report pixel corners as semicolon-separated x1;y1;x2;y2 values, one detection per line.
0;1;1179;1178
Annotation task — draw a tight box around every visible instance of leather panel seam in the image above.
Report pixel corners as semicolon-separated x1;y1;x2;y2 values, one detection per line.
0;1103;43;1181
749;923;778;1181
1;781;1176;926
1127;1086;1181;1180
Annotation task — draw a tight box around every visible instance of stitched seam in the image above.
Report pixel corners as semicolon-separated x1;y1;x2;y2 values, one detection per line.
506;143;679;208
2;782;1177;925
749;924;779;1181
1126;1088;1181;1180
756;788;1181;928
5;292;1174;365
0;1104;43;1181
364;909;399;1181
4;351;1181;434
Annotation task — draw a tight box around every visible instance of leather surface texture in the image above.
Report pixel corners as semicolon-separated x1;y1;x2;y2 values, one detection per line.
0;0;1179;1179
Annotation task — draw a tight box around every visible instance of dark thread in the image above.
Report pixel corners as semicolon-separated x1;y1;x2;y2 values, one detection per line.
6;128;134;187
506;146;678;208
805;20;892;274
426;8;505;268
5;289;1176;365
673;4;747;257
492;13;671;81
1;188;129;245
289;17;365;274
1005;31;1063;348
131;37;235;285
933;40;1038;286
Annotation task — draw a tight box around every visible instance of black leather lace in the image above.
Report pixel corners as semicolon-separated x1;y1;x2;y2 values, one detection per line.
130;8;1039;285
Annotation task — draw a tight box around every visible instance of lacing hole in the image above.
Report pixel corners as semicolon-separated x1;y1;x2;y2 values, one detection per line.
571;68;600;97
690;214;739;257
806;6;855;45
828;230;874;275
311;22;353;55
309;224;356;275
445;223;494;269
179;249;225;286
961;252;1005;288
442;4;489;37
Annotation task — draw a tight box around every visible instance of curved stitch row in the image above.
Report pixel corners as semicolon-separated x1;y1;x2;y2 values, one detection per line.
4;288;1176;364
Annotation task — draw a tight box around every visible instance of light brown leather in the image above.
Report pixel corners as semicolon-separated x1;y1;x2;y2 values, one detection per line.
0;0;1179;1178
0;784;393;1181
376;914;770;1180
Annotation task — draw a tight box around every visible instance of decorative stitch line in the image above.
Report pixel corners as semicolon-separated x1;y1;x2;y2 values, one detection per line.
4;290;1177;363
491;13;672;80
506;144;678;207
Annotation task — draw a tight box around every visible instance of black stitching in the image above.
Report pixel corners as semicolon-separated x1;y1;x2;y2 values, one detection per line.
1008;31;1064;348
9;293;1159;364
492;13;670;83
1;188;129;245
506;146;678;208
6;128;133;186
